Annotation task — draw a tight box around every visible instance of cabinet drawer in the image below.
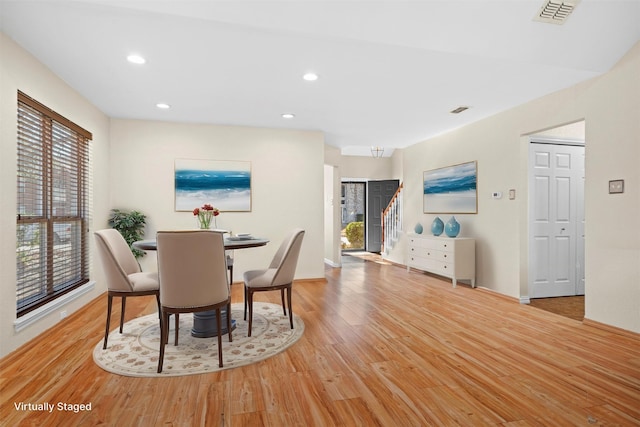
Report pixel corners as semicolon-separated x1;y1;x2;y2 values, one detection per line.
408;237;454;252
408;246;454;263
409;255;452;277
423;239;454;252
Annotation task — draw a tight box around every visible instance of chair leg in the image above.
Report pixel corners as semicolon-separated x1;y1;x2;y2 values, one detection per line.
228;265;234;284
227;302;233;343
174;313;180;346
244;285;248;321
155;293;161;320
119;296;127;333
216;308;223;368
103;294;113;349
280;288;287;316
158;310;169;373
248;289;254;337
287;286;293;329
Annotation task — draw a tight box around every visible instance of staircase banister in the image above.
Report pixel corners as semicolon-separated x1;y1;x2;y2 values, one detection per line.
383;182;404;217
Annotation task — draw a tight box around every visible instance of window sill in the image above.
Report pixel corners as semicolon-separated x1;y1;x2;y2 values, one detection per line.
14;281;96;332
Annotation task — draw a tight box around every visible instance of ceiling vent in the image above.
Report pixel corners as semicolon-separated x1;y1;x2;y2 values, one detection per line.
450;106;470;114
534;0;580;25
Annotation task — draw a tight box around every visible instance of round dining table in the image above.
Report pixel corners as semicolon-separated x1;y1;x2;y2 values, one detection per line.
133;235;269;338
133;236;270;252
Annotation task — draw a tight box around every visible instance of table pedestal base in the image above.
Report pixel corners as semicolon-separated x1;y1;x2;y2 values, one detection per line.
191;308;236;338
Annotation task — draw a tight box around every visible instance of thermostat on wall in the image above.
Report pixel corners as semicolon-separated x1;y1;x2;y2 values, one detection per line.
492;191;502;199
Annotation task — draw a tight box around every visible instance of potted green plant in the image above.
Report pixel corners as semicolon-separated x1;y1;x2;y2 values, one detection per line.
108;209;147;258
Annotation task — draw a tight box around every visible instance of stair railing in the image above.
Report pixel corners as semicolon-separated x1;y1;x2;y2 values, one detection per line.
381;183;403;254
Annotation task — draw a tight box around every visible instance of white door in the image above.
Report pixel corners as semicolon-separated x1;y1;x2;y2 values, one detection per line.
529;142;585;298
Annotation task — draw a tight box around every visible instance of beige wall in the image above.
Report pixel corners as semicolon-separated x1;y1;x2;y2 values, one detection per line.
323;164;341;266
323;145;342;265
0;33;111;357
395;42;640;333
581;43;639;331
108;120;326;282
340;155;394;180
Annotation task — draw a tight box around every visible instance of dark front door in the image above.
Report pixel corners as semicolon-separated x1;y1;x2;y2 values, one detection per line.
367;180;399;253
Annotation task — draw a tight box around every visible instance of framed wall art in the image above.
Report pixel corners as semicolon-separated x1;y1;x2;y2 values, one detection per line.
423;161;477;214
175;159;251;212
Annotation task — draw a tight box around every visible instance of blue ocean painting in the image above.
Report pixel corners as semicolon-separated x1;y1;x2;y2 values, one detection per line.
175;160;251;211
423;161;477;213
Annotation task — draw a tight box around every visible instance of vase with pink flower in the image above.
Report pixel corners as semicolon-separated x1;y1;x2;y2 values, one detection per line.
193;203;220;229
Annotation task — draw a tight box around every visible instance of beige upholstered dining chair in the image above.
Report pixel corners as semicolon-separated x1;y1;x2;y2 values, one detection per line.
243;229;305;337
94;229;160;350
156;230;232;373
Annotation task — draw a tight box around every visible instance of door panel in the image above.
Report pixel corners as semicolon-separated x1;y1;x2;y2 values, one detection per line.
367;180;399;253
529;142;585;298
555;236;571;281
556;177;571;220
534;176;550;221
533;237;550;283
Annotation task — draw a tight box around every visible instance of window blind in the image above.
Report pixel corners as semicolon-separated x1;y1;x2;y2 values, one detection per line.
16;91;92;317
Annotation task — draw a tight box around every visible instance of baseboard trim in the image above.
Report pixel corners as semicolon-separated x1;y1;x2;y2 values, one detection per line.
324;258;341;268
475;286;521;303
582;318;640;339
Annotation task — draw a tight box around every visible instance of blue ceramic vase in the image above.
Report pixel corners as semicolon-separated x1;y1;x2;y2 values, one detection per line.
445;216;460;238
414;223;424;234
431;217;444;236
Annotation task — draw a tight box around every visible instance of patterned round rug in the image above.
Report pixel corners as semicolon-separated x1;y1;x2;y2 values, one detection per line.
93;302;304;377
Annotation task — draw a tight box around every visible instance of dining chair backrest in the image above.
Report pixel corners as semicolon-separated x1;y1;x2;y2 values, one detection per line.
156;230;229;309
94;229;141;292
270;229;305;287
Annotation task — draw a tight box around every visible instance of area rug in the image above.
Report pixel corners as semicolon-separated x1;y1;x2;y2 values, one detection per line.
93;303;304;377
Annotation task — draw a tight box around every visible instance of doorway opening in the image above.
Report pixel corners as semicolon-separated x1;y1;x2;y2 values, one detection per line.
340;179;400;255
341;182;366;252
527;121;586;319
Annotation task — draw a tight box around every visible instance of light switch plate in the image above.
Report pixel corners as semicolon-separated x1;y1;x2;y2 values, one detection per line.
609;179;624;194
508;189;516;200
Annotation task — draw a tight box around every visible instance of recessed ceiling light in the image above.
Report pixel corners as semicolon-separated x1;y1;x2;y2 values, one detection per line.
156;103;170;109
127;54;146;64
282;113;295;119
303;72;318;81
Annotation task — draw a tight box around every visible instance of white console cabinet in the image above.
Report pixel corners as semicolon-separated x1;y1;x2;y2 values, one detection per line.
407;234;475;288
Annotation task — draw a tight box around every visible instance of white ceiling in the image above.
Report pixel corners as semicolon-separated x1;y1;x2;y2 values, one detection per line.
1;1;638;156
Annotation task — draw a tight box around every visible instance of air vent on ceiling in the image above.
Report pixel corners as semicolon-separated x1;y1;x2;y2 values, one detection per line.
450;106;470;114
534;0;580;25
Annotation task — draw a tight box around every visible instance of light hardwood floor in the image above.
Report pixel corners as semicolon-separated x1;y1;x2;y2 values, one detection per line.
2;256;640;426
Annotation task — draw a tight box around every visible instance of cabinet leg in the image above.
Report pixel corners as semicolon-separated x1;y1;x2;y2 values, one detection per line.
471;279;476;288
452;278;457;288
